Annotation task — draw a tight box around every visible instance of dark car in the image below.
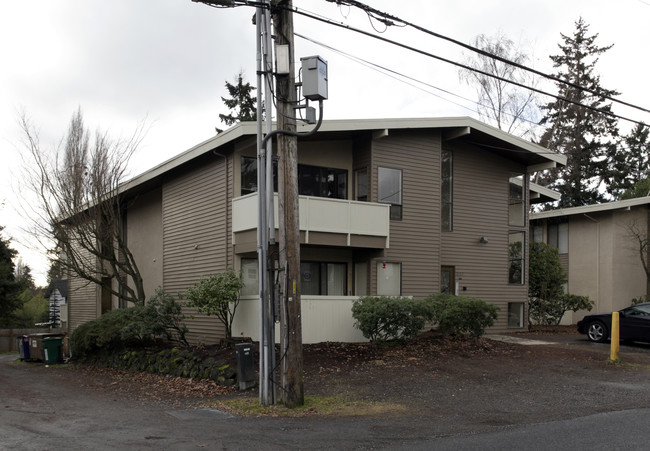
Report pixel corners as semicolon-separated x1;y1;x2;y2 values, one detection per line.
577;302;650;343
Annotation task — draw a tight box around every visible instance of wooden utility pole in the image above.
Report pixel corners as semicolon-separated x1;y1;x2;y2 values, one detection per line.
272;0;304;407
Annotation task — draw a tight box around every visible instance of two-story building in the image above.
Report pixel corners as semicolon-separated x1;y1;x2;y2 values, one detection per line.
66;117;565;344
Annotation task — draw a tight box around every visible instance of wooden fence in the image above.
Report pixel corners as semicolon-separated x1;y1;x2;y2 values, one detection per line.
0;328;64;353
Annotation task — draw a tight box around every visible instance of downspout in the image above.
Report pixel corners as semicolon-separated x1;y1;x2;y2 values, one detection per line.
583;214;600;308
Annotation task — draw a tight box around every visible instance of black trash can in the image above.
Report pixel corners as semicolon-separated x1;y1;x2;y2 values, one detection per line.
235;343;256;390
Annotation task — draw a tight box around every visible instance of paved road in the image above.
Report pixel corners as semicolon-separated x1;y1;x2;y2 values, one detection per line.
2;337;650;450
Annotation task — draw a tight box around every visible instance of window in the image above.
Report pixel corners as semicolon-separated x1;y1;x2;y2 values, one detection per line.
377;262;401;295
241;258;259;296
509;174;525;227
300;262;347;296
441;266;455;295
441;150;453;231
548;222;568;254
378;167;402;220
298;164;347;199
508;302;525;328
532;224;544;243
241;156;278;196
509;231;525;284
355;168;368;202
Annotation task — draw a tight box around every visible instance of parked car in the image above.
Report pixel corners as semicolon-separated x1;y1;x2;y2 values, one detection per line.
577;302;650;343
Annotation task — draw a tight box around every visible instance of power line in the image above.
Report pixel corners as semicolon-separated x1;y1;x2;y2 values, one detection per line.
288;5;648;128
324;0;650;116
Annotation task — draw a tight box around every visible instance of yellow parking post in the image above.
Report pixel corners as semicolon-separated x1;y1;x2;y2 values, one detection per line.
610;311;620;361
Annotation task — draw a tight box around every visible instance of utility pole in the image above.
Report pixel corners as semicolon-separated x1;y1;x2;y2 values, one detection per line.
272;0;304;407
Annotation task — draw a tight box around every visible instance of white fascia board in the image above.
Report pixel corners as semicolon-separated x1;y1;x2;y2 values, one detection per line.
529;182;561;201
531;196;650;219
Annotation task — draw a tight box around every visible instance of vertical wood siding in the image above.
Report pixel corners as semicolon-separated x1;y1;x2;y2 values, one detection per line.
371;130;442;297
440;141;528;332
162;156;231;344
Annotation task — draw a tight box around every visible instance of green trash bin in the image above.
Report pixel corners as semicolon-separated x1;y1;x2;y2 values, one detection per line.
42;337;63;364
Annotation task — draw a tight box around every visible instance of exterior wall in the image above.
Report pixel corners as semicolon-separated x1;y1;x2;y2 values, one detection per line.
371;130;441;297
162;154;232;345
536;205;649;324
440;141;528;332
126;187;163;301
68;246;99;332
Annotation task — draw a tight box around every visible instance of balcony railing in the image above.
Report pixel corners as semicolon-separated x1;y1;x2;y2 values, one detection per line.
232;193;390;247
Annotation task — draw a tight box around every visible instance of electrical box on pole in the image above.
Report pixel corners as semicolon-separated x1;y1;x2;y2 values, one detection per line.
300;56;328;101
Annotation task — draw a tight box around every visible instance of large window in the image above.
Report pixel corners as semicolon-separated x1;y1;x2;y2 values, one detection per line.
508;232;525;284
509;174;525;227
298;164;347;199
441;266;455;295
441;150;453;231
377;262;401;295
548;222;568;254
301;262;347;296
378;167;403;220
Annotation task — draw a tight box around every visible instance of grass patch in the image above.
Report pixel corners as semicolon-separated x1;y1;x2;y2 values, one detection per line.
206;396;406;417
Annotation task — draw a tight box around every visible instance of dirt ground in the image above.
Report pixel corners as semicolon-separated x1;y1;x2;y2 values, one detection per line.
64;327;650;433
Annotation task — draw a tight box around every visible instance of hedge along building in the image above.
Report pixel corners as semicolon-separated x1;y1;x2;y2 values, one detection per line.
65;117;565;344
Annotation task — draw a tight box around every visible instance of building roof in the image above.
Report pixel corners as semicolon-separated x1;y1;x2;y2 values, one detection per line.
45;279;68;299
531;196;650;220
120;116;566;196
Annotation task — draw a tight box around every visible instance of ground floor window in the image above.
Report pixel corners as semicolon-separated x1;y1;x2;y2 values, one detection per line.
240;258;259;296
508;302;525;328
301;262;347;296
377;261;401;296
508;231;525;284
441;266;456;295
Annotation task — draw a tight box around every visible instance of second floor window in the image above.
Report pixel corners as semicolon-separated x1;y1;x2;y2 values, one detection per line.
441;150;453;231
378;167;402;220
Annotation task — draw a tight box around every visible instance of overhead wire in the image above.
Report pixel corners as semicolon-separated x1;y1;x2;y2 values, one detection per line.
324;0;650;116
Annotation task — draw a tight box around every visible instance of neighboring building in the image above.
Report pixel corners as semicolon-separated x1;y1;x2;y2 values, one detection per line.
44;279;68;328
66;117;565;344
531;197;650;324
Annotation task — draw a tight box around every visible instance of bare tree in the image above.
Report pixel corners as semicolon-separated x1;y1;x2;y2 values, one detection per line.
19;108;147;307
624;218;650;297
460;33;540;139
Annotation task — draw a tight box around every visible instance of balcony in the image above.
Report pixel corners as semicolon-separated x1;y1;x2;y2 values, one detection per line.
232;193;390;252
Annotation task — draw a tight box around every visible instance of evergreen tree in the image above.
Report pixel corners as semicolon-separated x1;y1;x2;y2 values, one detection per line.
608;123;650;198
0;227;21;327
216;71;257;133
539;18;619;208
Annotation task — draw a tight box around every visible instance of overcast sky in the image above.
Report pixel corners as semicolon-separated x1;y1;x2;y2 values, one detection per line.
2;0;649;285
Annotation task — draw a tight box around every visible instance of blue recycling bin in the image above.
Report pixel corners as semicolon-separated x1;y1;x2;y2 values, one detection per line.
18;336;30;360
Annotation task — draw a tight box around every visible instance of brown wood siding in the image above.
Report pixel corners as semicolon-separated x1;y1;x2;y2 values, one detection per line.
162;156;231;344
371;130;441;297
440;141;528;332
68;246;99;332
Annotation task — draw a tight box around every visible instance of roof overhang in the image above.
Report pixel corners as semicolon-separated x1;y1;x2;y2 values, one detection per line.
119;117;565;196
531;196;650;220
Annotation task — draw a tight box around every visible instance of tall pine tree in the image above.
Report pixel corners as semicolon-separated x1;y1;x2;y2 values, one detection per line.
539;18;619;208
608;123;650;198
216;71;257;133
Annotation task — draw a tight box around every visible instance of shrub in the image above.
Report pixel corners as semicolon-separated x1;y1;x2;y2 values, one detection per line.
424;294;498;338
529;293;592;326
71;288;189;359
185;268;243;338
351;296;427;342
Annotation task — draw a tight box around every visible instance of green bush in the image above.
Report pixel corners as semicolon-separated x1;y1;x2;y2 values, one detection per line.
351;296;427;342
424;294;499;338
71;288;189;359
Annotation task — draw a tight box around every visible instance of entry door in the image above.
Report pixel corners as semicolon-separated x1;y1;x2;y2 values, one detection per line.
441;266;456;295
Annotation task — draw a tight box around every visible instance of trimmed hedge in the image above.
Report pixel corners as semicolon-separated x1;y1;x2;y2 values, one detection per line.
352;294;499;342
